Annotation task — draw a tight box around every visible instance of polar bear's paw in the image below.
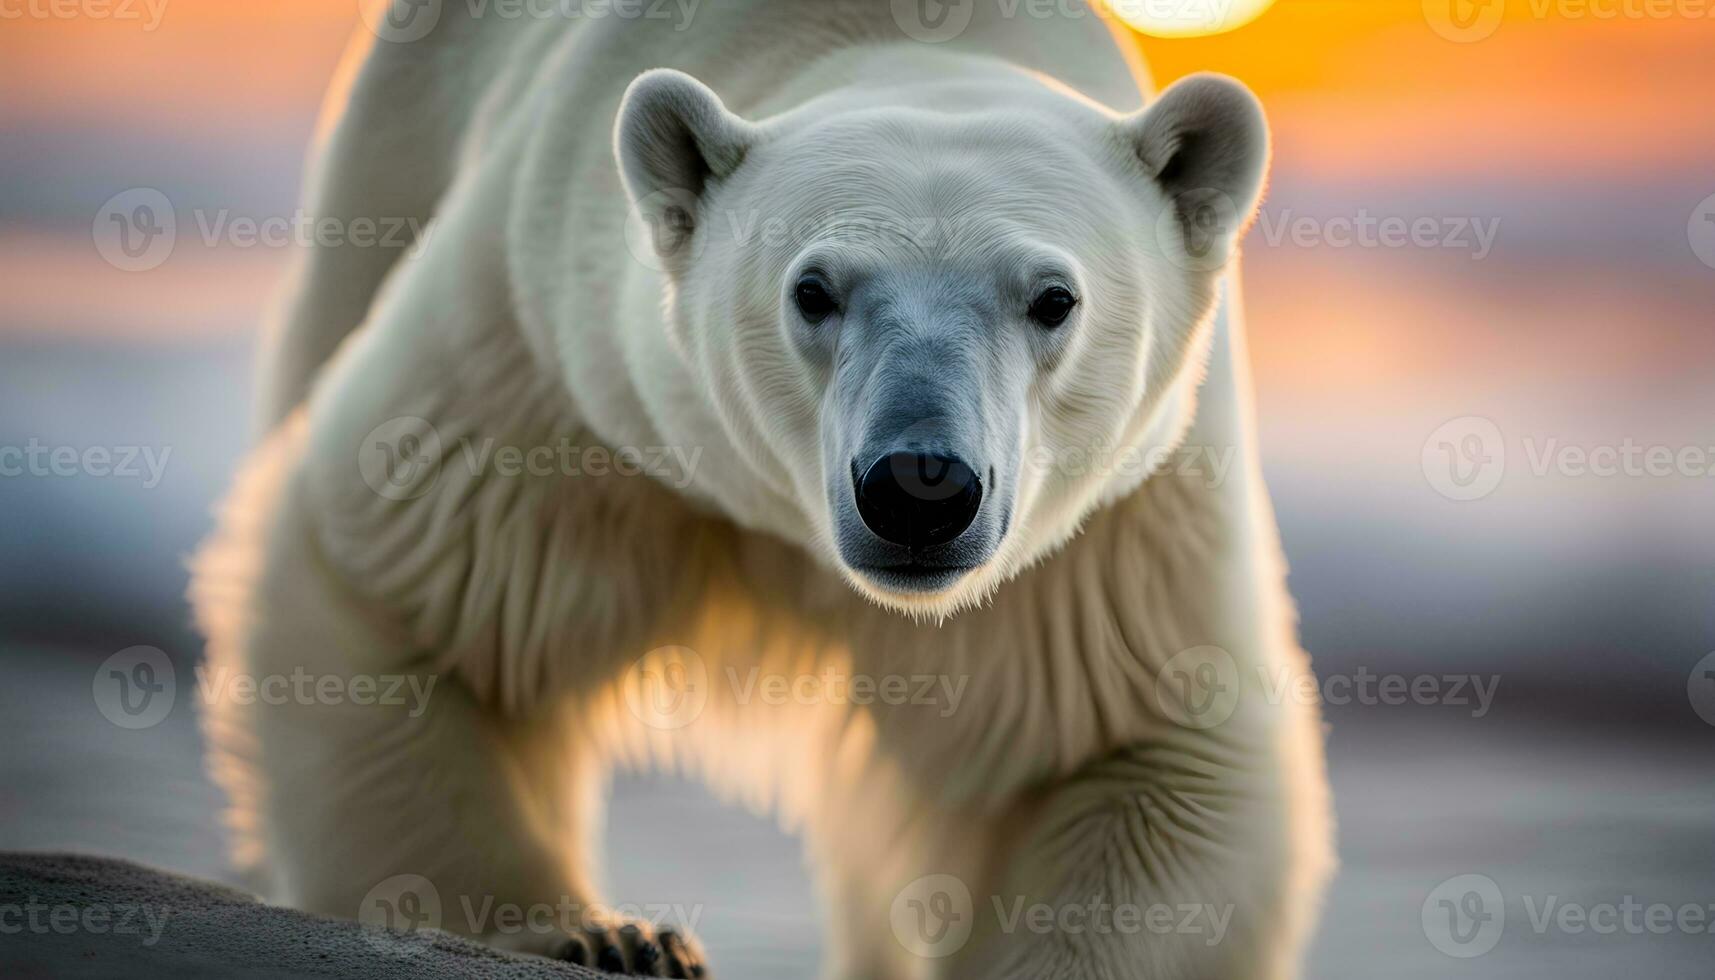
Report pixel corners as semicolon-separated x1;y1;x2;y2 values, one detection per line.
552;920;709;978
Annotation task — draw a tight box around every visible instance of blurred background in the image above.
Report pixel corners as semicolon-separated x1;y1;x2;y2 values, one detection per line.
1;0;1711;977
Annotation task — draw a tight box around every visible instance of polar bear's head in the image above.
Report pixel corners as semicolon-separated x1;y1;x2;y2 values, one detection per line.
616;65;1267;617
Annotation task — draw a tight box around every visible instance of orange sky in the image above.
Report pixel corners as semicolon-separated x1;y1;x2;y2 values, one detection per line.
4;0;1711;177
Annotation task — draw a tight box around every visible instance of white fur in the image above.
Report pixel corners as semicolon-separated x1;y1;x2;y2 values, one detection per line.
195;2;1332;977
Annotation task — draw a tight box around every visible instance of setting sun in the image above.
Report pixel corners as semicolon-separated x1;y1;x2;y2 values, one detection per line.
1102;0;1277;36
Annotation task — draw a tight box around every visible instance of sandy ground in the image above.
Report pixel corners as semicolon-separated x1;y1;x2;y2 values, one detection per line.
2;644;1711;979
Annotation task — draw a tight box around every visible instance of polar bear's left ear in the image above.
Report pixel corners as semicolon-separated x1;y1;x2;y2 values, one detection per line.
615;68;758;269
1117;73;1270;270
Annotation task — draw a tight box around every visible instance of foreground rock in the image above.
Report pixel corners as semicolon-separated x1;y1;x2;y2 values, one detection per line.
0;853;596;980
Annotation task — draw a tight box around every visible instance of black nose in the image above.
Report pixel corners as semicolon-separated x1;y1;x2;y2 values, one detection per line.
855;452;983;549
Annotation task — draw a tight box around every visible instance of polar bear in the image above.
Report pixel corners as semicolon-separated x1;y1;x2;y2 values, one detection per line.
193;1;1333;977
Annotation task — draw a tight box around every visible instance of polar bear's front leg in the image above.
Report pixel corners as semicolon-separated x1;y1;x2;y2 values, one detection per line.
227;555;575;944
202;476;707;975
942;738;1305;980
240;593;710;973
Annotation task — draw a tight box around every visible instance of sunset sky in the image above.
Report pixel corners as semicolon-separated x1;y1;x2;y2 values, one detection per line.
3;0;1712;682
5;0;1710;371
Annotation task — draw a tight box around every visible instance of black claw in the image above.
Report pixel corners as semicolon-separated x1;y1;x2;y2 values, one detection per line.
614;924;650;976
554;935;591;966
656;929;685;978
666;929;709;979
558;923;698;977
597;943;626;973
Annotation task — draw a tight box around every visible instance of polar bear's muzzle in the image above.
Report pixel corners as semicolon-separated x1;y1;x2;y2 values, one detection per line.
815;273;1026;598
839;444;1001;595
830;389;1013;597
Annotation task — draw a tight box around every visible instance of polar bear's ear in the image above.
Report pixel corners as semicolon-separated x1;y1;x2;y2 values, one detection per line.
1118;73;1269;270
615;69;757;268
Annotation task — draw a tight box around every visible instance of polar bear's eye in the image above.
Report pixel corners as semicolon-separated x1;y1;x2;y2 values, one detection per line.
1028;286;1078;328
794;276;837;323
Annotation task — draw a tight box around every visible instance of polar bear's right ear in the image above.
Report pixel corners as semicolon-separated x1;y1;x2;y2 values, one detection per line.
1117;73;1270;270
615;69;758;268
